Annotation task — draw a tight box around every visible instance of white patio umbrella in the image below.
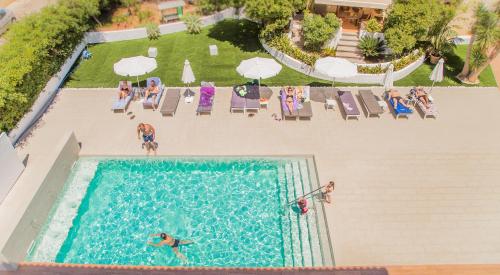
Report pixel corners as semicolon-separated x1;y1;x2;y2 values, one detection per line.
236;57;282;86
429;58;445;93
182;59;196;97
113;56;157;87
314;57;357;99
314;57;357;87
383;64;394;91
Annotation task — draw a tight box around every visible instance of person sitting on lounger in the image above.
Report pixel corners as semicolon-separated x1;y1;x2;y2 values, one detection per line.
145;80;160;110
137;123;157;155
285;86;295;113
118;81;131;100
148;233;193;261
296;87;305;103
415;86;431;109
388;89;411;109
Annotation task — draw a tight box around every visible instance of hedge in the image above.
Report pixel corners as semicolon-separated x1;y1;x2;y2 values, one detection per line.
0;0;112;132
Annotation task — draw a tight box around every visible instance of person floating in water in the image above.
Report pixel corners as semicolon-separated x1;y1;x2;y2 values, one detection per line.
148;233;193;261
297;197;308;215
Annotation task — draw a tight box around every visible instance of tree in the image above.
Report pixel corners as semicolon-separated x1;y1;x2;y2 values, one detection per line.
302;13;339;51
245;0;294;26
459;3;500;83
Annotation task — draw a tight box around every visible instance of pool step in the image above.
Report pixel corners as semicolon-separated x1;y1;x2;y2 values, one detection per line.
284;162;303;266
292;161;313;267
277;165;294;267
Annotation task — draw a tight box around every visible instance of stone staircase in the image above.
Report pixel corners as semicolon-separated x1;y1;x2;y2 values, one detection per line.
335;31;365;64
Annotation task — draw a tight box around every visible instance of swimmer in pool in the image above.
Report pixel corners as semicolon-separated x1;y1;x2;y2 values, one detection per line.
148;233;193;261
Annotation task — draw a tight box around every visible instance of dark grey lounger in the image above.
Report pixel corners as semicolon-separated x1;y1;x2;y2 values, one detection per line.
160;89;181;116
359;90;384;118
337;90;361;120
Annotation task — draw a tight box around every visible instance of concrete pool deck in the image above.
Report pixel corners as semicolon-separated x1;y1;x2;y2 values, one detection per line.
2;86;500;268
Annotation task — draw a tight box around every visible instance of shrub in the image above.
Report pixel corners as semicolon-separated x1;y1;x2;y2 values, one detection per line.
183;14;202;34
112;13;128;26
268;35;319;66
137;10;152;22
384;28;416;56
365;18;382;33
146;23;160;40
358;35;385;58
259;18;288;41
120;0;138;15
324;13;341;30
197;0;230;15
302;13;337;51
357;64;385;74
321;47;336;57
0;0;106;132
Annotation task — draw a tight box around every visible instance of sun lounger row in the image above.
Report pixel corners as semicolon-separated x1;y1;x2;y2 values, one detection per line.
112;79;437;120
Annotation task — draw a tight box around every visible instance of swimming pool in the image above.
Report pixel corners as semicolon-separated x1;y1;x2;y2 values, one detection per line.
27;157;333;267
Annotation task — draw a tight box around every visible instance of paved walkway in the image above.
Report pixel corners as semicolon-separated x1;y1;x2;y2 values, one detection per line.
3;86;500;267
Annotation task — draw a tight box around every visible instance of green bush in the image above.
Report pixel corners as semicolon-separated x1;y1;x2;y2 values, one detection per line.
321;47;336;57
268;35;319;66
302;13;339;51
183;14;203;34
112;13;128;26
324;13;341;30
365;18;382;33
0;0;107;131
357;64;385;74
198;0;231;15
137;9;152;22
146;23;160;40
358;35;385;58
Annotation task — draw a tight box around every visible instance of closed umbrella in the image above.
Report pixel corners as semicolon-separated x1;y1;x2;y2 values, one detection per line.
383;64;394;91
113;56;157;87
429;58;445;93
314;57;357;98
236;57;282;86
182;59;196;98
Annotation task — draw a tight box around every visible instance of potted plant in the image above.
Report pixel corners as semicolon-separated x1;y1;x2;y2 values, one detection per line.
427;19;456;64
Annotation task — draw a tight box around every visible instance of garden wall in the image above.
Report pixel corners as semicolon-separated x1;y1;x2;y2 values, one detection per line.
86;8;236;43
261;40;425;84
0;133;25;204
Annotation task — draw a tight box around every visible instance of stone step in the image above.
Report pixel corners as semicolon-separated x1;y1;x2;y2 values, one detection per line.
337;40;359;47
341;31;359;37
335;50;364;59
336;45;361;53
339;35;359;42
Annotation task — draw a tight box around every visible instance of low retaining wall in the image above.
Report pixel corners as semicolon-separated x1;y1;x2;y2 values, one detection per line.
0;132;80;270
86;8;236;43
0;133;25;204
261;40;425;84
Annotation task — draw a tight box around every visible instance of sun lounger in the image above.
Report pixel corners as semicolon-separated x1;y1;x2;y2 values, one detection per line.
385;91;413;119
297;86;312;119
280;88;298;120
231;88;246;113
245;85;260;113
359;90;384;118
143;77;164;109
409;88;438;119
160;89;181;116
112;81;134;112
197;84;215;115
337;90;360;120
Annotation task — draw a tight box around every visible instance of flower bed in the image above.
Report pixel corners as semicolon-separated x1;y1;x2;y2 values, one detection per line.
357;50;424;74
267;35;319;66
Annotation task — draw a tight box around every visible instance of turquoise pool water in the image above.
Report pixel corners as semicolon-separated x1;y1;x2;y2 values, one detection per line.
28;157;331;267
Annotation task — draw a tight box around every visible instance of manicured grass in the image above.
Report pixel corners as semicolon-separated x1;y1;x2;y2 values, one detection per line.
395;45;497;87
66;19;497;88
66;20;332;88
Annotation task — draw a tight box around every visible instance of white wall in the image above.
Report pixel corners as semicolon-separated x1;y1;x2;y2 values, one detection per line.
0;133;24;204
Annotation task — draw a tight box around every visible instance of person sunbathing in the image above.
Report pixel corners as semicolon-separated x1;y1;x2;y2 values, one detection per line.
415;86;431;109
118;81;131;100
285;86;295;113
145;80;160;110
296;87;305;103
389;89;410;109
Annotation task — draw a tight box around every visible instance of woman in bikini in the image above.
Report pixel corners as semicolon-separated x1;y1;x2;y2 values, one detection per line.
285;86;295;113
118;81;131;100
148;233;193;261
415;87;431;109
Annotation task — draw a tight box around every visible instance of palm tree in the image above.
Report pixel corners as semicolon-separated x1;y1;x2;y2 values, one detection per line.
457;3;488;80
460;3;500;83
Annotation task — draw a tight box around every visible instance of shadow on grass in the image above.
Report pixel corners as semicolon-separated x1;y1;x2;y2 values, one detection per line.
208;19;262;52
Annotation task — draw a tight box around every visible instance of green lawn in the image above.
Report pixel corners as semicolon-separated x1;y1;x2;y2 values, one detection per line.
395;45;497;87
66;20;497;88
